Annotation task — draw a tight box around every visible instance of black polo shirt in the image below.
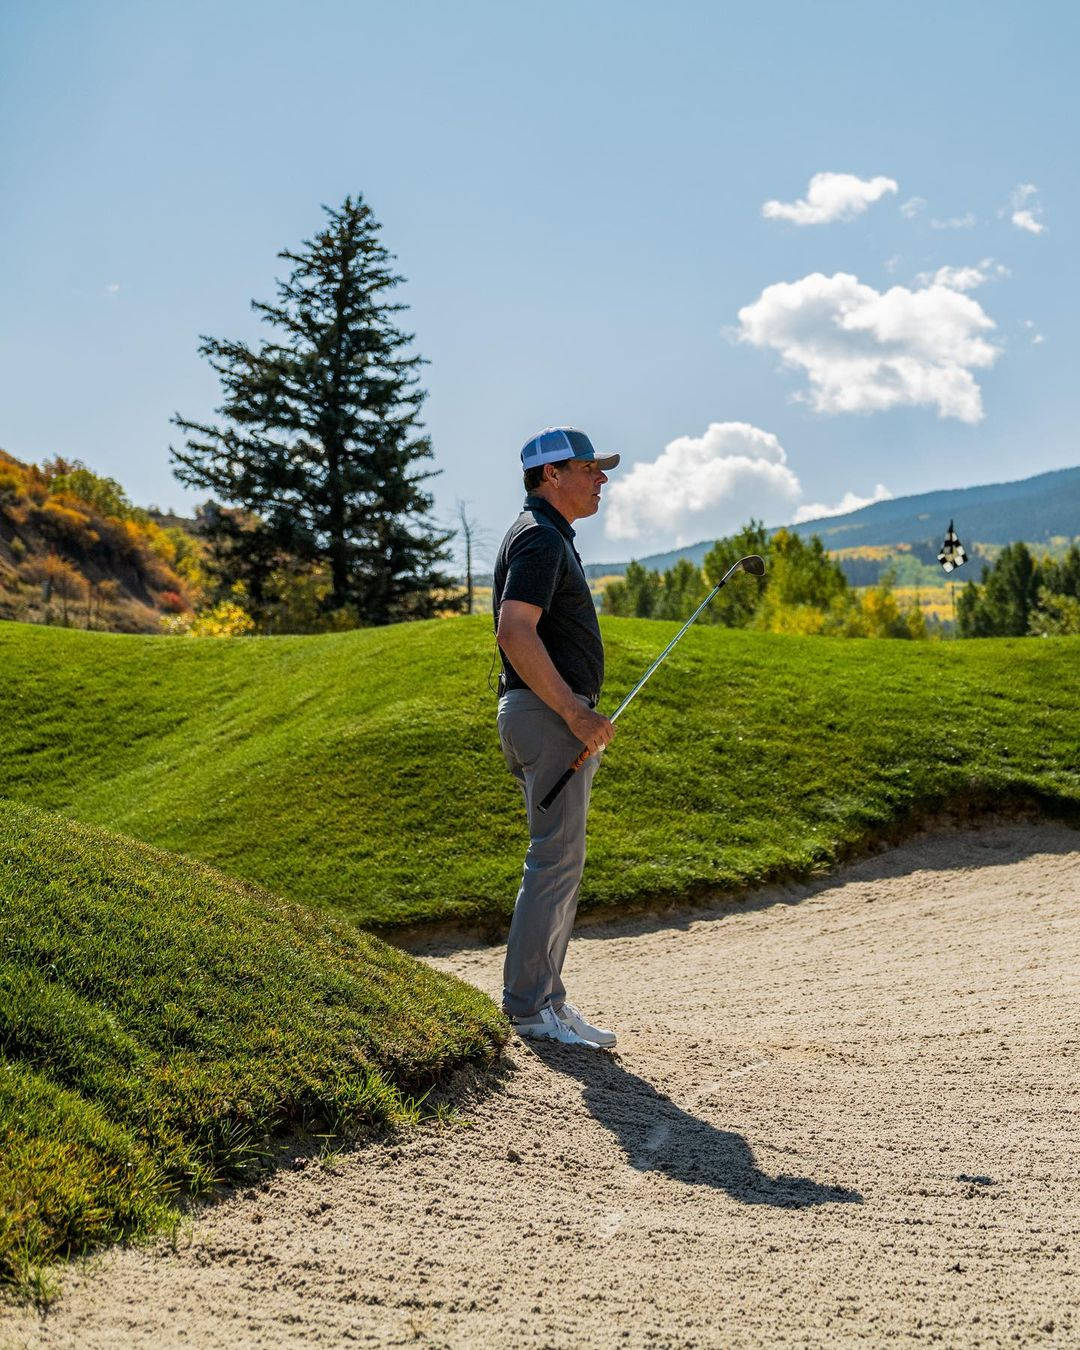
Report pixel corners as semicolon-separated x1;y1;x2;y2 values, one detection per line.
493;495;604;701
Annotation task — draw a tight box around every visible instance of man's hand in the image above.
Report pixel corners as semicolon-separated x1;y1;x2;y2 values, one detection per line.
566;705;615;757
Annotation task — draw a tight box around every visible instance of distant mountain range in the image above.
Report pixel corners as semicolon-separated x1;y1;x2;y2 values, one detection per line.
584;464;1080;580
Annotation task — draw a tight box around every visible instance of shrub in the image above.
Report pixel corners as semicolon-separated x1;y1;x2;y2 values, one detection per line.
0;470;21;508
1029;589;1080;636
158;590;188;614
31;499;94;550
44;464;140;523
186;601;256;638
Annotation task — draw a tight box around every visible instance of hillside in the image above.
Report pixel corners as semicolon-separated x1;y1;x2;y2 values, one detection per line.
0;449;202;632
0;798;505;1293
585;463;1080;583
1;616;1077;931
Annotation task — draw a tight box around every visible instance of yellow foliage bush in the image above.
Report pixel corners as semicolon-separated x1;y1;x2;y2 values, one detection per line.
163;600;255;638
35;498;92;535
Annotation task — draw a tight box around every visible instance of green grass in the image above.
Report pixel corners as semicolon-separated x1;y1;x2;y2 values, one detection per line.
0;798;506;1297
1;616;1078;929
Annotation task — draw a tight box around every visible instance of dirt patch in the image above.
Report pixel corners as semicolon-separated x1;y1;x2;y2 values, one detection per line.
3;821;1078;1348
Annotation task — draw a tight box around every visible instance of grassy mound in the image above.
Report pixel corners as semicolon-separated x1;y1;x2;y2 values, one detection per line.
0;799;506;1296
1;616;1078;929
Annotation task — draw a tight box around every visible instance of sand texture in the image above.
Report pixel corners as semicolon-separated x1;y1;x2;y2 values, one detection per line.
2;820;1078;1348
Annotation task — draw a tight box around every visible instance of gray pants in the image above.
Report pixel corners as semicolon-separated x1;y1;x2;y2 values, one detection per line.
497;688;600;1019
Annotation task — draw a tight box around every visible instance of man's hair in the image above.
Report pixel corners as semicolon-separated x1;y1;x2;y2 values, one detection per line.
523;458;572;491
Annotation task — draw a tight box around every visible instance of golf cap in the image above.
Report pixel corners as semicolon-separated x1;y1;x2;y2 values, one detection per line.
520;427;620;472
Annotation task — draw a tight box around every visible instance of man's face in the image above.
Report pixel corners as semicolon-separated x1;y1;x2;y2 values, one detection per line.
548;458;609;521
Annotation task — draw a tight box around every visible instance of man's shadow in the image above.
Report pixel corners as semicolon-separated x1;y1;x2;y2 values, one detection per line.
522;1042;861;1209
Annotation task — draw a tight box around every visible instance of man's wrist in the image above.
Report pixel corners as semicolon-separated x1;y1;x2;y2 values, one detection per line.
556;695;584;725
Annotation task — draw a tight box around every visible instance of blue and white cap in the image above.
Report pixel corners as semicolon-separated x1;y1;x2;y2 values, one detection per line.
520;426;620;471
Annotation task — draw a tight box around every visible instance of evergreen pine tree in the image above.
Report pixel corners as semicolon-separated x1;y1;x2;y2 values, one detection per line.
703;521;770;626
655;558;708;620
601;559;661;617
624;560;661;617
1043;543;1080;600
171;196;458;625
957;542;1043;636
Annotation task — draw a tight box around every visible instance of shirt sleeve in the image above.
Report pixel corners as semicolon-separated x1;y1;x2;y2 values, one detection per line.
501;526;565;612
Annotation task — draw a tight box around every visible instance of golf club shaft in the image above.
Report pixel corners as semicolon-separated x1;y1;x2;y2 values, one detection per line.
608;559;745;723
535;557;748;814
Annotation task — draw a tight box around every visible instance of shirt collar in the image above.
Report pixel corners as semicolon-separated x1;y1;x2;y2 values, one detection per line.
524;493;575;540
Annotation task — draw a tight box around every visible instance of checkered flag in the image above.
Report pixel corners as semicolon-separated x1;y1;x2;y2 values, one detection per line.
938;520;967;573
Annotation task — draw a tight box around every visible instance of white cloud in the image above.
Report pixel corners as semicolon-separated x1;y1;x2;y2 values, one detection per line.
602;423;896;552
737;271;1000;423
930;212;976;230
912;259;1009;292
762;172;898;226
603;422;803;549
915;264;987;292
1012;211;1044;235
900;196;926;219
1009;183;1047;235
1022;318;1045;345
793;484;892;524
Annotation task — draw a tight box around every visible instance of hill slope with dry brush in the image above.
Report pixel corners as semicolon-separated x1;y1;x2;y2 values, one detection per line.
0;450;203;632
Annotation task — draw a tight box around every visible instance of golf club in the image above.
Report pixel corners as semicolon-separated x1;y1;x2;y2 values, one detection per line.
537;554;767;813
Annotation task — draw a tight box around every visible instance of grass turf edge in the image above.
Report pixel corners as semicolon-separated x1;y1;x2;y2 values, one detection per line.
389;788;1080;949
0;798;509;1303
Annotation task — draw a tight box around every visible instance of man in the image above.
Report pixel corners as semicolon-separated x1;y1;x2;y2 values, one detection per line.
493;426;619;1049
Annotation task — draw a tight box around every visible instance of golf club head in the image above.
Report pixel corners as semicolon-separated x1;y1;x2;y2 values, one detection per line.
739;554;766;576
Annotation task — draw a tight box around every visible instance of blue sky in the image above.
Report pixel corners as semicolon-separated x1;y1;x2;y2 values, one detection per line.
2;0;1076;564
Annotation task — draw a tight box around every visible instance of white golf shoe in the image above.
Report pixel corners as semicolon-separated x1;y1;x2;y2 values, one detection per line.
512;1005;600;1048
554;1001;617;1048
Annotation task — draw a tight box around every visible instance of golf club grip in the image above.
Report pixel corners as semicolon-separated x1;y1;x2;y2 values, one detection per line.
537;749;590;814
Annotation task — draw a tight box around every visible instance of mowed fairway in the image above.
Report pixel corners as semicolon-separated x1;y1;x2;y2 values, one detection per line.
3;821;1076;1348
2;617;1078;930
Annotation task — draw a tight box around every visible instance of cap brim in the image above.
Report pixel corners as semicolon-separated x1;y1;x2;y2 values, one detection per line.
590;453;620;470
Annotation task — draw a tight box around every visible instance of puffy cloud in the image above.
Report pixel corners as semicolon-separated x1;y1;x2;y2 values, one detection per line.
1022;319;1045;345
602;423;896;552
793;483;892;524
762;172;898;225
1009;183;1046;234
900;196;926;219
737;271;1000;422
602;422;802;549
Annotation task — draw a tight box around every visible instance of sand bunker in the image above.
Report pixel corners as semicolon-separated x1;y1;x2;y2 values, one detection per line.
2;820;1078;1348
